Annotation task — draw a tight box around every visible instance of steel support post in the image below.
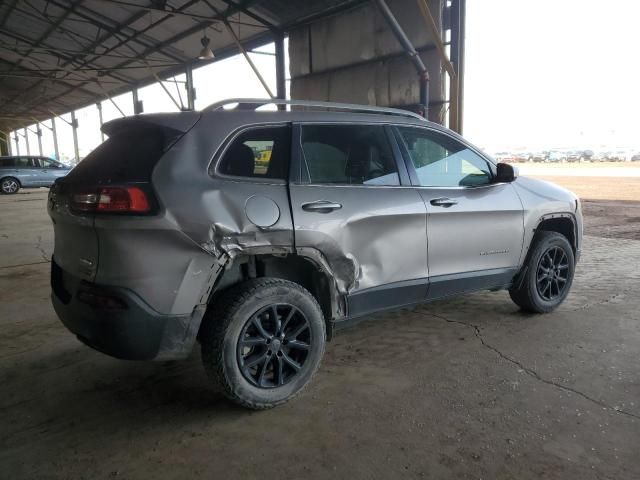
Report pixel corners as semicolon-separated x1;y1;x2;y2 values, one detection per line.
375;0;429;117
24;128;30;155
185;64;195;110
132;87;143;114
70;111;80;164
274;31;286;100
97;102;105;141
51;118;59;160
36;124;43;156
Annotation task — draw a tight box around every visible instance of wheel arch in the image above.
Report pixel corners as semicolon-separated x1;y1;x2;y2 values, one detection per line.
514;213;578;290
204;251;344;341
535;213;577;253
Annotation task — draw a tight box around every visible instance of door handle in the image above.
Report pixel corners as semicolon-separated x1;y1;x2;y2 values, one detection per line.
430;197;458;207
301;200;343;213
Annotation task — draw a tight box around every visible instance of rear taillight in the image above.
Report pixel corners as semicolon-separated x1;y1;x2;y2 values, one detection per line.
71;186;153;214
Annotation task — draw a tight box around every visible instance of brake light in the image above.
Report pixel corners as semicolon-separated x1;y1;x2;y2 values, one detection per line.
71;186;151;214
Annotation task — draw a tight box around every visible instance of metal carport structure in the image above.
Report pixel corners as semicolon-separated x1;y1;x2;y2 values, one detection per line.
0;0;465;158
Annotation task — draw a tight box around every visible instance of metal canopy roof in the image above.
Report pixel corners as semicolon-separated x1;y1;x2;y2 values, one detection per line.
0;0;366;131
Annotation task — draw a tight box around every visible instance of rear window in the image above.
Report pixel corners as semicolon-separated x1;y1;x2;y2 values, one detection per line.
215;125;290;180
66;128;165;183
0;158;16;167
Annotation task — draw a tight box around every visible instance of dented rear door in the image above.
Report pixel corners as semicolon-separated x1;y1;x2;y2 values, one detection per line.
289;123;428;317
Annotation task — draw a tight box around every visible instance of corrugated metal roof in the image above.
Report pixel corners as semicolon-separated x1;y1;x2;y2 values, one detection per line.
0;0;366;131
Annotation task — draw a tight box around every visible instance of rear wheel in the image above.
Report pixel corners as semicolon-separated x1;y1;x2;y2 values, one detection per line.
1;177;20;194
200;278;326;409
509;231;575;313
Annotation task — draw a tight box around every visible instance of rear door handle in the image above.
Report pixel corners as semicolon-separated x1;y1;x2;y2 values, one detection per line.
430;197;458;207
301;200;343;213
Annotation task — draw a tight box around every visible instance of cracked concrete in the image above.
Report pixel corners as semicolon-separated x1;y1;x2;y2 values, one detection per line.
1;190;639;479
419;310;640;421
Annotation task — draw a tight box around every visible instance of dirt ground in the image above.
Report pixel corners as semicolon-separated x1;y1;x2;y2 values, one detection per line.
1;172;639;479
526;173;640;241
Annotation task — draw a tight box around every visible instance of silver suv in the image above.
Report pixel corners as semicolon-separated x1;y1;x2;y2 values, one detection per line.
1;156;70;194
48;99;583;409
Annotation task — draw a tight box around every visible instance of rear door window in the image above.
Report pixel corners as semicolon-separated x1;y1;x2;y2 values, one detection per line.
216;125;290;180
1;158;16;167
299;125;400;186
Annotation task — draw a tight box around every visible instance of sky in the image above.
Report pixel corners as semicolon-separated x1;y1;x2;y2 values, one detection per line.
9;1;640;161
463;0;640;152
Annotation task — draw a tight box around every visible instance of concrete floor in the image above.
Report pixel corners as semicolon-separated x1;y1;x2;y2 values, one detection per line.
1;189;639;479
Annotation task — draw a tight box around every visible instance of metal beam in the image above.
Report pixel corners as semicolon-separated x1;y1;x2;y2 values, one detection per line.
96;102;104;141
24;128;30;155
185;65;195;110
274;31;286;100
70;111;80;163
450;0;466;133
7;0;84;74
6;29;274;128
203;0;274;98
36;124;43;156
218;0;277;30
87;0;265;27
132;87;142;114
50;0;191;63
0;0;195;113
415;0;458;131
375;0;429;117
51;118;60;160
0;0;19;27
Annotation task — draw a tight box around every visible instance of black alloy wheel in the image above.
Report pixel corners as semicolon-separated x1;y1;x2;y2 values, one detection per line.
509;231;575;313
237;304;312;388
536;246;570;301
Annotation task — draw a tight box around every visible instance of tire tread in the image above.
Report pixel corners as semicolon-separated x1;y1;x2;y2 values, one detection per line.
200;277;325;410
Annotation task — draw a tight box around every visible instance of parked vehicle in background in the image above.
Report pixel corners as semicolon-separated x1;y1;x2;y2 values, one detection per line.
547;151;566;163
631;153;640;162
565;151;584;162
493;152;516;163
605;150;628;162
581;150;594;161
511;152;529;162
0;156;71;194
527;152;548;162
48;98;583;409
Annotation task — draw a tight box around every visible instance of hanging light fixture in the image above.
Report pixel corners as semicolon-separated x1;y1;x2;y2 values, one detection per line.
198;32;214;60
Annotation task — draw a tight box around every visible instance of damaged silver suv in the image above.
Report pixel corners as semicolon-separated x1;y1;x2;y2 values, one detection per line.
49;99;583;409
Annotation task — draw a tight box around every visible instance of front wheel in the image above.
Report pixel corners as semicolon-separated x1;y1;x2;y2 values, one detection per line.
200;278;326;409
509;231;575;313
1;177;20;194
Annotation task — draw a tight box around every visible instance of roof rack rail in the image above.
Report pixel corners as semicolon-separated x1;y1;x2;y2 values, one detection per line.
202;98;425;121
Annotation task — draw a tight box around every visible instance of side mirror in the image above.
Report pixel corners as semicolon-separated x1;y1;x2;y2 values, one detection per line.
496;162;518;183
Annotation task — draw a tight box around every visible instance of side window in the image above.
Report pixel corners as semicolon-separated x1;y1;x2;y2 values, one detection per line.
397;127;492;187
14;157;29;167
30;157;43;168
41;158;55;168
216;125;290;179
300;124;400;186
1;158;16;167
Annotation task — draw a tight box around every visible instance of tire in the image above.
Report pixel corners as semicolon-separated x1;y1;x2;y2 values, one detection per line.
1;177;20;194
509;231;575;313
200;278;326;410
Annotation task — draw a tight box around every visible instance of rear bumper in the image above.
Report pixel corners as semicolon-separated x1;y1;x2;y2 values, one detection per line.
51;259;205;361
